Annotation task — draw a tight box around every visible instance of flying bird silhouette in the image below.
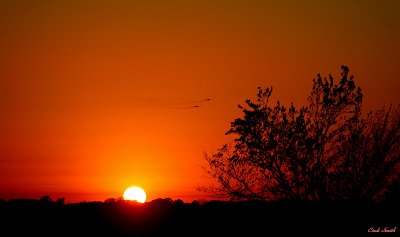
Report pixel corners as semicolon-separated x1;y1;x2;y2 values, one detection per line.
182;105;200;109
144;97;212;110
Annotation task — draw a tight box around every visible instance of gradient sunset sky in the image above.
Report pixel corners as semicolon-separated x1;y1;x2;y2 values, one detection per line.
1;0;399;202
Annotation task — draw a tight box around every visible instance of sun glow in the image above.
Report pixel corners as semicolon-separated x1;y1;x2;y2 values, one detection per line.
123;186;147;203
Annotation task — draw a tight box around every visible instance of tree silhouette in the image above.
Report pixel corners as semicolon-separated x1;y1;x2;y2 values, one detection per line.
40;195;53;203
201;66;400;201
56;197;65;205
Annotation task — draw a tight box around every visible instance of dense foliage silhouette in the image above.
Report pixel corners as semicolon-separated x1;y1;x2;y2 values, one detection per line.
201;66;400;201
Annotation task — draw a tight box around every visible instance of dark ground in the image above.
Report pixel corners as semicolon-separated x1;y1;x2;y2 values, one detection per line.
0;198;398;236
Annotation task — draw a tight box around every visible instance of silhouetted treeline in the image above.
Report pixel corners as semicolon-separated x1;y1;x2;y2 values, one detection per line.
0;197;398;236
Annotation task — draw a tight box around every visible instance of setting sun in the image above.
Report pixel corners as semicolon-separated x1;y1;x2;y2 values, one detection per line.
123;186;146;203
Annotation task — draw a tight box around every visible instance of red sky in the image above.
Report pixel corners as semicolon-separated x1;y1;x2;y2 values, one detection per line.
1;0;399;202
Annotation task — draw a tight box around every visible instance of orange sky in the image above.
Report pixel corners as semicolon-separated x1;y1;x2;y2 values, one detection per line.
1;0;399;203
